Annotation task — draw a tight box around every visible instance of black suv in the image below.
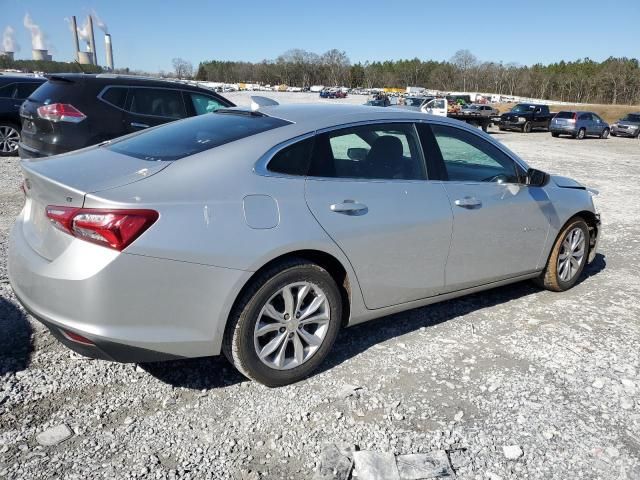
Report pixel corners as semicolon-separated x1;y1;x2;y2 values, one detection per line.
497;103;554;133
0;75;46;156
19;74;234;158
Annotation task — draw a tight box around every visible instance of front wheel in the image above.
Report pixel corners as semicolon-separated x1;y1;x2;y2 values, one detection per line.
222;260;342;386
600;128;610;139
551;132;560;137
576;128;586;140
523;121;532;133
534;218;590;292
0;123;21;157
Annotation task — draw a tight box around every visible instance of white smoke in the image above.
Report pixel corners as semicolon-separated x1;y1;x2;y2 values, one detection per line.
77;16;91;42
23;13;47;50
2;25;20;53
92;10;108;34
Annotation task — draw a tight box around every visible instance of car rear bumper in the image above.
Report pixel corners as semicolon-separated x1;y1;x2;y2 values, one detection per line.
550;127;578;135
8;212;251;362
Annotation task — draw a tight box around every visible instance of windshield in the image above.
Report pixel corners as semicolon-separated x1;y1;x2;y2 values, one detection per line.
405;97;424;107
107;111;291;161
465;105;480;110
511;104;535;113
621;114;640;122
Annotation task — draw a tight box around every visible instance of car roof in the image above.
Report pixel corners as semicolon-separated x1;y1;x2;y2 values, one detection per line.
45;73;218;91
248;103;465;131
0;74;45;83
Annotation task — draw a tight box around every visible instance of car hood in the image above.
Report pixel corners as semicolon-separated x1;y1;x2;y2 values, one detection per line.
551;175;585;190
501;111;527;118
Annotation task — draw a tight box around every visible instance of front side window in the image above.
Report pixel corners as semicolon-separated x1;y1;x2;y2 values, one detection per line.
128;88;186;118
431;124;519;183
189;92;224;115
309;123;425;180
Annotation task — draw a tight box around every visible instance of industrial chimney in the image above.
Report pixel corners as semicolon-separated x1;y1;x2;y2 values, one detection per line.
32;49;48;61
0;51;14;61
104;34;113;70
71;16;80;62
88;15;97;65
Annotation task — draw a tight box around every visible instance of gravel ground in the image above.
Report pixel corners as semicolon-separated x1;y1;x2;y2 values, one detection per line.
1;95;640;479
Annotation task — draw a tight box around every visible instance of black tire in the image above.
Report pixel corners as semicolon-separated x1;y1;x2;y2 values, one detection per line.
222;259;342;387
481;124;488;133
600;128;610;139
523;121;532;133
611;132;617;137
0;122;21;157
498;126;505;131
576;128;586;140
635;130;640;139
551;132;560;137
533;217;590;292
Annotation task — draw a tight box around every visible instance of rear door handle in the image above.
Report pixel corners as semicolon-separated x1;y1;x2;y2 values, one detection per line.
454;197;482;208
330;200;368;215
130;122;150;129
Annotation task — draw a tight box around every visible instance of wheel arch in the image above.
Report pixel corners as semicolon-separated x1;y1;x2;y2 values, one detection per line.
228;249;353;330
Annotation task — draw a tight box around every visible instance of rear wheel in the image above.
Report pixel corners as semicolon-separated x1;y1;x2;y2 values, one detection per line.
222;259;342;387
498;126;505;131
534;218;589;292
600;128;610;139
0;123;20;157
551;132;560;138
576;128;586;140
523;121;532;133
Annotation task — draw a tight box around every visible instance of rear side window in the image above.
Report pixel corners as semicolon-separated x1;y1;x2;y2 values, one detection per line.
16;83;42;99
128;88;186;118
101;86;128;108
0;83;16;98
28;80;74;103
107;111;291;162
189;92;224;115
555;111;574;119
268;137;314;176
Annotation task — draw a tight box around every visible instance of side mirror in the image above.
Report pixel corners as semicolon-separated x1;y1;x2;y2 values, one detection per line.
526;168;549;187
347;147;368;161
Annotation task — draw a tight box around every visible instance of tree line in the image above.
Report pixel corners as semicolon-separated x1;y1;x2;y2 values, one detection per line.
0;57;103;74
196;49;640;105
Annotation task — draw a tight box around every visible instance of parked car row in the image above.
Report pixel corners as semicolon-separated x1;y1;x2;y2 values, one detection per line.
319;88;347;99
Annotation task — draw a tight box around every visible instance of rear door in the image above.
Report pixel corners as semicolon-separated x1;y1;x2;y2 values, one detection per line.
304;122;453;309
123;87;187;133
425;123;550;290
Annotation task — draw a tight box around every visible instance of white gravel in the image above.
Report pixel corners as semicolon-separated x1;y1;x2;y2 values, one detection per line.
1;94;640;479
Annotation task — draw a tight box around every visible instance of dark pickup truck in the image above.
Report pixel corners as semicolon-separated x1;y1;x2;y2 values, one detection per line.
498;103;555;133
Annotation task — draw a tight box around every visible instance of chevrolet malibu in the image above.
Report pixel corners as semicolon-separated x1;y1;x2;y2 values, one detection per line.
9;103;601;386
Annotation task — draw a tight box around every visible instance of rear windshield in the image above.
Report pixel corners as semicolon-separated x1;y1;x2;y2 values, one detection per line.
555;111;575;119
106;111;291;161
28;79;75;103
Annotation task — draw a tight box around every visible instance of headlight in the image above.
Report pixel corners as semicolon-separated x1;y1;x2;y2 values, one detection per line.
518;116;526;122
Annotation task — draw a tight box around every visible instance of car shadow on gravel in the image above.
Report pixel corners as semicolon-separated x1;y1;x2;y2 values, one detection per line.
0;296;33;376
142;355;245;390
142;254;606;390
318;253;607;374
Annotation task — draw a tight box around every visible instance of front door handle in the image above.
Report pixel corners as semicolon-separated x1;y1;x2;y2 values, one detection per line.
330;200;368;215
130;122;150;129
454;197;482;208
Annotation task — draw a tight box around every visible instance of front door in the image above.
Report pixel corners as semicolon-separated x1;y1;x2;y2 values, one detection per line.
427;123;550;290
304;122;453;309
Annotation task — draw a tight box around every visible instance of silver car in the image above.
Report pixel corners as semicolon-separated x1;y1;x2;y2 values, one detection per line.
460;104;499;117
9;103;601;386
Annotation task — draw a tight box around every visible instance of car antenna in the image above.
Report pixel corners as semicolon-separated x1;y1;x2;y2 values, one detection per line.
74;60;86;74
250;96;279;111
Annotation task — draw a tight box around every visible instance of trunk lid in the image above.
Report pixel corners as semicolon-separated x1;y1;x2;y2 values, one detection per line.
21;146;170;260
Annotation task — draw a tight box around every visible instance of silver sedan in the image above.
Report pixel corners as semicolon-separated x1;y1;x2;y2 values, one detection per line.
9;102;601;386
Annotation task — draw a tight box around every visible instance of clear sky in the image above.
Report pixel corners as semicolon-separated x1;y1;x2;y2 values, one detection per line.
2;0;639;73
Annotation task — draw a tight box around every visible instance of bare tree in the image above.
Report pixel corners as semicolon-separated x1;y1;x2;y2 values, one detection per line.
450;49;478;91
172;57;193;79
321;49;350;86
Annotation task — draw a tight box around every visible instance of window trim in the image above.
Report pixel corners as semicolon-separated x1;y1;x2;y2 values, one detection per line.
256;118;529;181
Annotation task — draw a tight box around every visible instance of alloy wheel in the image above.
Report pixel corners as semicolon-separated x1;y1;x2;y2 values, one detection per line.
0;126;20;154
254;282;330;370
557;227;586;282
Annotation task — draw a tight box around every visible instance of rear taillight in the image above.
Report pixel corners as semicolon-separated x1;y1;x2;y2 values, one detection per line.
37;103;86;123
570;112;577;123
45;206;158;251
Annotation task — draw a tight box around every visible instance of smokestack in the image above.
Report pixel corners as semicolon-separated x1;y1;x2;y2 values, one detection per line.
77;51;93;65
32;49;48;61
88;15;97;65
104;34;113;70
71;16;80;62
